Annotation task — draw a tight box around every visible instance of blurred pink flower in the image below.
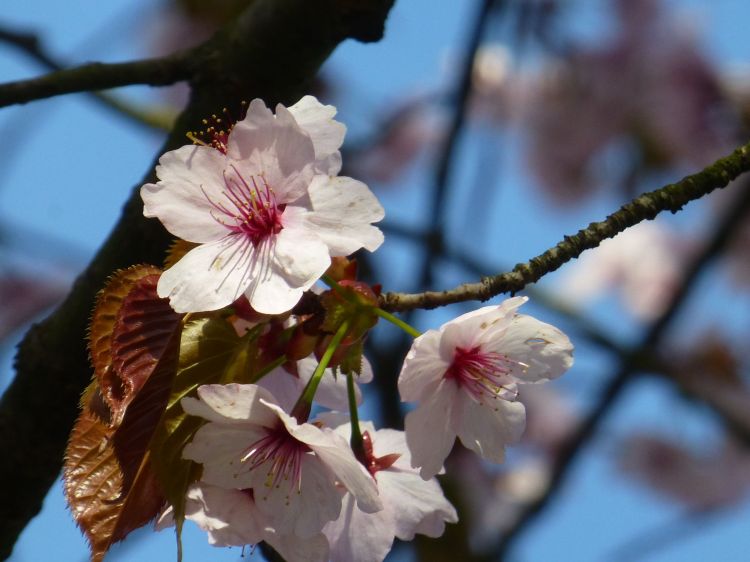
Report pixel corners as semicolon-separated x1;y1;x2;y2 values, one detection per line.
448;450;550;551
350;101;444;184
557;221;691;320
518;384;579;456
619;434;750;510
0;270;69;341
525;0;731;202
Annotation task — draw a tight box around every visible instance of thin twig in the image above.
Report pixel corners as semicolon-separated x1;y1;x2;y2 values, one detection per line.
493;177;750;557
380;140;750;312
0;48;194;109
449;247;627;356
0;25;176;131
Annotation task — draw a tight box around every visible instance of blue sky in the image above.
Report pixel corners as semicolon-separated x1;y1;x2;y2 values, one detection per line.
3;1;750;561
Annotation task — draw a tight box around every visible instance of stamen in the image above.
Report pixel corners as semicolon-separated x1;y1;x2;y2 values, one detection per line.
240;422;310;493
186;104;248;153
444;346;524;404
200;166;285;247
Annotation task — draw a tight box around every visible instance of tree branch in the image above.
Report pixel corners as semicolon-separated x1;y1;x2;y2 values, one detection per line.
493;177;750;557
380;140;750;312
0;0;394;557
0;51;195;108
0;24;175;130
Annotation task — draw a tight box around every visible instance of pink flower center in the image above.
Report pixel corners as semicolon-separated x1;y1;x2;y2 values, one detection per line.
444;346;519;404
240;421;310;493
203;165;285;246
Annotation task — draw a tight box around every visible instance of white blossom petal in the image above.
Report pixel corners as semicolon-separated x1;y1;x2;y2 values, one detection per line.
453;392;526;464
270;529;330;562
193;383;278;425
288;95;346;175
323;424;457;562
325;493;393;562
489;314;574;383
405;380;460;480
305;175;385;255
398;330;447;402
229;101;316;203
251;453;342;538
141;145;230;243
269;403;381;514
255;366;304;413
242;253;307;315
440;298;527;352
185;484;265;546
378;469;457;540
157;235;256;312
182;424;266;489
273;211;331;286
184;482;330;562
303;355;373;410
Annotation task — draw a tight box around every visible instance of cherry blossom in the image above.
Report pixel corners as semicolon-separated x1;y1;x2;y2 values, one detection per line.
181;384;383;538
398;297;574;479
183;483;330;562
141;97;384;315
322;421;457;562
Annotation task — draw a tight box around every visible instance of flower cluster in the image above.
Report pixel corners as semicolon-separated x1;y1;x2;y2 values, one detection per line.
141;96;384;315
68;95;575;562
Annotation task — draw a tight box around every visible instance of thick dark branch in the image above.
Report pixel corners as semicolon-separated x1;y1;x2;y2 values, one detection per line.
0;51;194;108
380;140;750;311
0;0;394;557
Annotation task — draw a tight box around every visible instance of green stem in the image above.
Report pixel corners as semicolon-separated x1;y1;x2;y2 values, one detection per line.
321;274;353;301
373;307;422;338
346;372;365;461
321;274;338;288
293;320;350;417
249;355;287;384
